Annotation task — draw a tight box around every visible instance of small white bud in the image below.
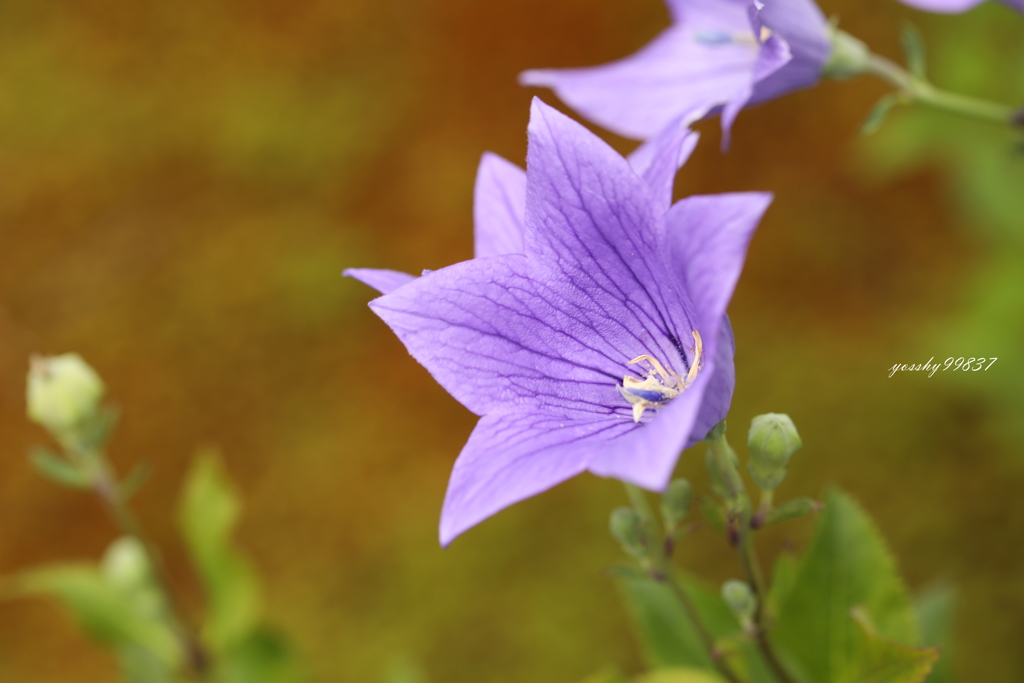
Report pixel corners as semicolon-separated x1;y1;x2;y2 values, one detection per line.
27;354;104;437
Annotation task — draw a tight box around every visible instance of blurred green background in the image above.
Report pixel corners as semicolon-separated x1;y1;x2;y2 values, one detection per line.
0;0;1022;680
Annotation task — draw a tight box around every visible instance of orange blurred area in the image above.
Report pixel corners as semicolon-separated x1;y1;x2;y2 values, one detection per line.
1;0;1023;681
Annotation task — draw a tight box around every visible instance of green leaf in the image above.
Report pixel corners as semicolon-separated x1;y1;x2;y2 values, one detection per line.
767;551;799;615
635;668;727;683
580;669;629;683
178;451;260;651
616;574;774;682
860;94;902;137
837;611;938;683
900;23;927;79
212;628;308;683
120;462;153;502
118;644;178;683
28;447;92;488
774;489;920;683
5;564;180;666
915;584;956;683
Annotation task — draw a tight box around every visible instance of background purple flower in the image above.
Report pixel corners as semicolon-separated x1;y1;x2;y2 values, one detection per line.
897;0;1022;12
519;0;831;145
348;99;770;544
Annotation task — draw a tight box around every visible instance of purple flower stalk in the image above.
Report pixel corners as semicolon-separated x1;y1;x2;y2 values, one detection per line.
897;0;1022;12
347;99;770;545
520;0;832;146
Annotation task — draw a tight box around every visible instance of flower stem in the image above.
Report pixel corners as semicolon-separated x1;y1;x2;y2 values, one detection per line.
706;432;799;683
89;452;209;678
865;52;1016;125
658;569;745;683
737;524;797;683
623;484;745;683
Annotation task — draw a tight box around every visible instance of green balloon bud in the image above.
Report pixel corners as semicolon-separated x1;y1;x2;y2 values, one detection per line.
26;354;104;439
721;579;757;627
747;413;802;491
660;479;692;529
609;507;647;559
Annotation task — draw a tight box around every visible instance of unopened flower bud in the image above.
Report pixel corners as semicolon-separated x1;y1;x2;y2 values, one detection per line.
660;479;692;530
610;507;647;559
747;413;802;491
721;579;757;628
27;354;104;438
102;537;150;589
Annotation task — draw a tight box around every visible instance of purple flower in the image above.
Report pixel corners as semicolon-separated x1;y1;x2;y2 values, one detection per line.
519;0;832;145
897;0;1022;12
347;99;770;545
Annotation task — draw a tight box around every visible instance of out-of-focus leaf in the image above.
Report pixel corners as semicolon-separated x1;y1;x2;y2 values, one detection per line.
767;552;799;615
178;451;260;651
120;462;152;502
5;564;180;666
118;644;178;683
617;575;774;682
860;94;902;137
212;627;308;683
837;610;938;683
698;497;726;535
28;447;92;488
774;489;919;683
901;24;927;79
915;584;956;683
636;669;727;683
580;668;629;683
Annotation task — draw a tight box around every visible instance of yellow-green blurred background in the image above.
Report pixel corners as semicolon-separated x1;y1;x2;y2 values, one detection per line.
1;0;1022;680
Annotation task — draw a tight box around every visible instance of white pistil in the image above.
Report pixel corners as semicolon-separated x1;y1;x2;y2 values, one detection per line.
617;330;704;423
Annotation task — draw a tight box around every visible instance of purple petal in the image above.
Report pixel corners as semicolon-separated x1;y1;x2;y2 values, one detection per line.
473;152;527;258
627;120;700;215
520;3;759;141
896;0;987;10
439;411;628;545
524;100;700;373
721;33;791;149
664;192;772;338
688;315;736;447
344;268;417;295
369;254;645;419
751;0;831;104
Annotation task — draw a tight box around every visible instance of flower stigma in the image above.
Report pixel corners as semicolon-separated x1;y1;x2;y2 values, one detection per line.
617;330;704;423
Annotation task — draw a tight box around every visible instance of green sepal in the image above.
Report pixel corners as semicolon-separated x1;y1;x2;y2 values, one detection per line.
757;498;823;528
28;447;93;488
212;627;309;683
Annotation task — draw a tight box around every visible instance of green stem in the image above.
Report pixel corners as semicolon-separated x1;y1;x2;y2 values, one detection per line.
707;432;799;683
865;52;1016;124
623;484;746;683
660;570;745;683
90;454;209;678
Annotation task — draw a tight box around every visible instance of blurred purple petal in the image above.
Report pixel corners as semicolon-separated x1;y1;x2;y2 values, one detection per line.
473;152;527;258
521;0;832;141
343;268;416;295
627;121;700;215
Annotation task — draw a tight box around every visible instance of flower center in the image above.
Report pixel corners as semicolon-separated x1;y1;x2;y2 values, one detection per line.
617;330;703;423
693;27;772;46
